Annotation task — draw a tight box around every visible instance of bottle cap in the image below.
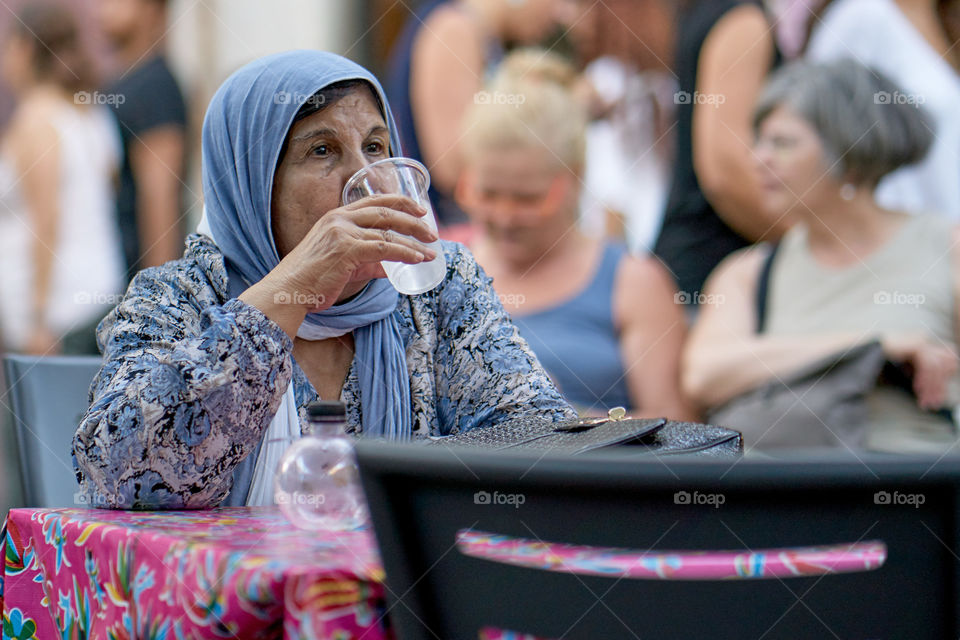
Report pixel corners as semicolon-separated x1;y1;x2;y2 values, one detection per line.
306;401;347;419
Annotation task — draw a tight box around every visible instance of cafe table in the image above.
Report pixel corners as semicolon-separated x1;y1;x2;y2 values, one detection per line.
0;506;392;639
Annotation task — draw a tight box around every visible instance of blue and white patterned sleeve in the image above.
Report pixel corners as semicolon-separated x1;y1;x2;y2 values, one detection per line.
432;244;577;434
72;256;293;509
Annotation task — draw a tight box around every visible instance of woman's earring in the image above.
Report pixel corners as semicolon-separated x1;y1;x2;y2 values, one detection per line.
839;183;857;201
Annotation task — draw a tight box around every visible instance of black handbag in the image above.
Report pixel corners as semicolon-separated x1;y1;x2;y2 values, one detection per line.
429;410;742;457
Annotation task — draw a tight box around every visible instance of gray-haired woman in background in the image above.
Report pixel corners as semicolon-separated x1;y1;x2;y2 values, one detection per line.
683;59;960;453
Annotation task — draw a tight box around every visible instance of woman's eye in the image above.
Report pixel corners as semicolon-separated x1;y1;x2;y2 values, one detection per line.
771;137;796;149
311;144;332;157
365;141;385;155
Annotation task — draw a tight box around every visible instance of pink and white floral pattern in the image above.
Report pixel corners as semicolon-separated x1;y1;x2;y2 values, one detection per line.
2;507;389;639
456;528;886;580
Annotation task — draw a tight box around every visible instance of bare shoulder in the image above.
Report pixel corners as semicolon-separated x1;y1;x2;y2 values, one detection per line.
612;254;683;330
704;244;770;296
616;254;677;298
411;4;485;93
708;3;771;42
418;4;482;50
5;100;60;155
11;92;65;121
699;3;774;78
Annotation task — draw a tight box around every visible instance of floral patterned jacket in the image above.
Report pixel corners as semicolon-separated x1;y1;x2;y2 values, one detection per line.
71;234;575;509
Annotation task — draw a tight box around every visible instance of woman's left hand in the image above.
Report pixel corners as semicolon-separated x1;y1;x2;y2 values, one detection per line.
909;340;959;410
888;332;960;409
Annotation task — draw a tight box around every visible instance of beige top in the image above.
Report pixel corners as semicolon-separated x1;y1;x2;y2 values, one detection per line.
765;214;960;452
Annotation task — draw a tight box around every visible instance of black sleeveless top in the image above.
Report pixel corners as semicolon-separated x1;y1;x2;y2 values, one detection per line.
654;0;781;297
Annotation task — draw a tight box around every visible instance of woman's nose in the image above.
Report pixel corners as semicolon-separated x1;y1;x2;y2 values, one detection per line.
343;151;370;181
753;141;774;170
489;200;527;226
340;151;373;201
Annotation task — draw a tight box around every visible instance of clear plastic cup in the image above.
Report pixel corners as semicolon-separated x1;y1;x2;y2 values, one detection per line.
341;157;446;295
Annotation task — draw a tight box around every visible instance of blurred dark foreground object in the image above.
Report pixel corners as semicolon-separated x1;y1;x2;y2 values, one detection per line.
357;443;960;639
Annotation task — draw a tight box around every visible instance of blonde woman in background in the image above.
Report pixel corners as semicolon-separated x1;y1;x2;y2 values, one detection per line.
0;4;123;355
456;50;696;420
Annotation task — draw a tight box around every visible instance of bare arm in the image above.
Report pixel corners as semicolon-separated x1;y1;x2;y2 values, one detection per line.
11;109;62;353
693;5;792;243
682;247;869;409
614;256;699;420
130;125;185;267
410;6;485;194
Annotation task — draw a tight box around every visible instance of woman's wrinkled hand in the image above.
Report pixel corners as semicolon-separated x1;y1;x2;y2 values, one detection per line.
239;195;438;338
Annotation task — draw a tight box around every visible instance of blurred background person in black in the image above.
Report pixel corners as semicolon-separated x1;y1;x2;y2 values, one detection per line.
652;0;792;304
98;0;187;277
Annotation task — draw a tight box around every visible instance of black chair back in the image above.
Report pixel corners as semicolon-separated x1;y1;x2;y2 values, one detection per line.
357;442;960;639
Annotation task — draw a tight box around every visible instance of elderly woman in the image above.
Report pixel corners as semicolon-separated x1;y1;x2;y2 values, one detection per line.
72;51;575;509
455;50;695;420
684;58;960;453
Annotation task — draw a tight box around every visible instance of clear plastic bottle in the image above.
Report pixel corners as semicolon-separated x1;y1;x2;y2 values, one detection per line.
274;401;368;530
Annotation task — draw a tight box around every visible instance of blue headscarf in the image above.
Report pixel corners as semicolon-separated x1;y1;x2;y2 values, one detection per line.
200;50;411;440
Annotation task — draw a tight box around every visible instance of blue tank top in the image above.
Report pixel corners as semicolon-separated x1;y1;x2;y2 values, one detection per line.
512;243;631;412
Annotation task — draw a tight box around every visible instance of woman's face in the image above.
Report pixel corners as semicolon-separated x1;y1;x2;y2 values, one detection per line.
97;0;151;48
754;105;839;216
458;145;578;265
271;86;390;261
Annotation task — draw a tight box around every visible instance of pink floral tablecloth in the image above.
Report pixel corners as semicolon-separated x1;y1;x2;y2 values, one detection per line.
0;507;390;640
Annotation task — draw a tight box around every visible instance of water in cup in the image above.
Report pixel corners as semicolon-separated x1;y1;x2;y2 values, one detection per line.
381;220;446;295
342;158;446;295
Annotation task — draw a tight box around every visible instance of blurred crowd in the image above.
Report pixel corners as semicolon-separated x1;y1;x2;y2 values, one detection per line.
380;0;960;455
2;0;960;495
0;0;185;356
